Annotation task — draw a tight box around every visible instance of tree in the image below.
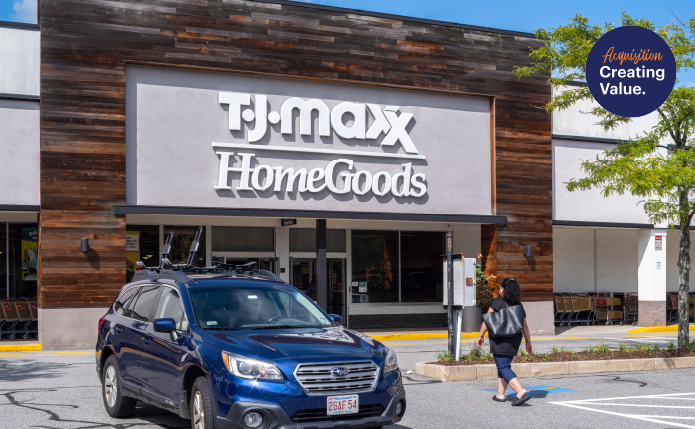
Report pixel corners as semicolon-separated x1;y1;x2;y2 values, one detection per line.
514;13;695;348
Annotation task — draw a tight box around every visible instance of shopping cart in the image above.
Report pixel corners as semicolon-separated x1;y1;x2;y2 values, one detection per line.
667;292;678;323
15;299;37;339
623;292;638;326
0;299;21;339
568;294;593;326
594;293;623;326
554;294;566;326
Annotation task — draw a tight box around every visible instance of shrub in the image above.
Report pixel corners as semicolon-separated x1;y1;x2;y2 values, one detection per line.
475;263;494;311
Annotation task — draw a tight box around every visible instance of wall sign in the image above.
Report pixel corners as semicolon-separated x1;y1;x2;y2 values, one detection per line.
281;219;297;226
655;235;662;251
128;66;493;216
215;93;426;198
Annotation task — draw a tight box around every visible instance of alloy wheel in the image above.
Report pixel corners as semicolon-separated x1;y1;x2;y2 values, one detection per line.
104;366;117;408
193;391;205;429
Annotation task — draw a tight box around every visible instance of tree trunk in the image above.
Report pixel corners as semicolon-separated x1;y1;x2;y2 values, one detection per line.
678;216;691;349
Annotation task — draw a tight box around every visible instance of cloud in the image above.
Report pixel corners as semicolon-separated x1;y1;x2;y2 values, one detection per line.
12;0;38;24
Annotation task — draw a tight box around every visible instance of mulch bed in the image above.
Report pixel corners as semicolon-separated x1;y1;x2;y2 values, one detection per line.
430;349;695;366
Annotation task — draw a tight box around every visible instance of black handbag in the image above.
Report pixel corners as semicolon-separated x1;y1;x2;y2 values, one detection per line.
482;301;524;339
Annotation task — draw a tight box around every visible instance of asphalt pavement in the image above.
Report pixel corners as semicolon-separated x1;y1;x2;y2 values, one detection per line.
2;329;695;429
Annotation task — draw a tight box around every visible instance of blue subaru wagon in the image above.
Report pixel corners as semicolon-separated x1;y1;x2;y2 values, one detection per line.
95;268;405;429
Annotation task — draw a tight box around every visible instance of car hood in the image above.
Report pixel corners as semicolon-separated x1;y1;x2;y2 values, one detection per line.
202;326;385;363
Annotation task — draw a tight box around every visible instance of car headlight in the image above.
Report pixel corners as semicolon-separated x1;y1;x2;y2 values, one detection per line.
384;347;399;373
222;352;283;381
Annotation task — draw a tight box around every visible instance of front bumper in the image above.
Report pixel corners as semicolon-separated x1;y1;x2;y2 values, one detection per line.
216;388;406;429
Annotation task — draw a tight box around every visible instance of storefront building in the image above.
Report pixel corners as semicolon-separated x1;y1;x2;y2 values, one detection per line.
1;0;631;350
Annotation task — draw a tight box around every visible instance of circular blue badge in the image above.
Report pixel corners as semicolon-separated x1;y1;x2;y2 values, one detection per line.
586;26;676;118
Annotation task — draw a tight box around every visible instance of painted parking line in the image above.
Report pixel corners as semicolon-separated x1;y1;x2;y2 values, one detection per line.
482;385;578;396
551;392;695;428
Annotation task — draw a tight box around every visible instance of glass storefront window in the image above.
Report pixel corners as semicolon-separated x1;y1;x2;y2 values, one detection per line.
8;223;38;299
400;231;444;303
290;229;346;252
164;226;207;267
212;227;274;252
351;230;398;303
126;225;160;282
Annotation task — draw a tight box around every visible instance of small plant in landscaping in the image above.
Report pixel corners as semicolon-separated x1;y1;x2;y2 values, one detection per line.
570;352;579;361
517;350;528;357
481;351;493;361
524;354;532;362
551;346;559;355
688;339;695;352
618;342;628;352
436;350;454;362
543;353;551;362
668;342;677;352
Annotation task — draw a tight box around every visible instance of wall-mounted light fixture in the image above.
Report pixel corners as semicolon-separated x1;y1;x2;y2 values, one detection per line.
81;238;89;252
522;246;532;257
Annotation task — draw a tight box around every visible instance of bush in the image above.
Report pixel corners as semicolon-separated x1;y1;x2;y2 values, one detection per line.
476;264;494;311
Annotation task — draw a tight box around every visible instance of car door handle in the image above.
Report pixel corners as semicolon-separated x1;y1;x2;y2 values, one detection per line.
142;337;151;346
115;326;123;335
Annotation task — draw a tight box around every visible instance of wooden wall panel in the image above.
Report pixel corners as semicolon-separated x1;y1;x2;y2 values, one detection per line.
39;0;552;308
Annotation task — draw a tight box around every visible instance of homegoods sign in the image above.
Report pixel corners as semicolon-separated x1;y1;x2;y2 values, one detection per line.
128;66;492;216
214;93;427;198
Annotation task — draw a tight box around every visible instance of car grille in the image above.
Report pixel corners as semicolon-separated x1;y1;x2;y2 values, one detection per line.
294;361;380;395
290;404;385;423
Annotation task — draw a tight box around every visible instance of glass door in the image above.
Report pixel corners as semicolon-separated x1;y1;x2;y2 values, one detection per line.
327;259;346;321
290;258;315;300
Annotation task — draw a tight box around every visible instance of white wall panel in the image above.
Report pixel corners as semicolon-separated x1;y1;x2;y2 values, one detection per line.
553;140;653;224
0;100;40;205
0;27;39;96
554;227;638;294
552;85;672;143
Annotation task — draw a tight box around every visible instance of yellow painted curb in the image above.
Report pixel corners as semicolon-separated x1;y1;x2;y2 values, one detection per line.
0;344;42;353
628;326;695;333
370;332;487;341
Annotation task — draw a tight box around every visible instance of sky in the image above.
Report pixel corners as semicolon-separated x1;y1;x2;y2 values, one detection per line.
1;0;693;82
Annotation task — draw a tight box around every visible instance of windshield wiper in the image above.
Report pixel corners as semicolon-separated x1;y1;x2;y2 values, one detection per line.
202;326;239;330
247;325;319;330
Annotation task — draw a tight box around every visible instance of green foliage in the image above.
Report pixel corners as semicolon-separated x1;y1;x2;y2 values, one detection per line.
436;350;454;362
475;263;494;311
543;353;551;362
517;350;528;357
515;12;695;349
668;341;677;352
551;346;560;355
619;342;629;352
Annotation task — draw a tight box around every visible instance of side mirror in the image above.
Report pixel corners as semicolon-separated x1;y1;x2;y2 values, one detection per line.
328;314;342;325
153;318;178;341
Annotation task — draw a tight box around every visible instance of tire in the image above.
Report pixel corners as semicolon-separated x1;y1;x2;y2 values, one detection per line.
8;334;15;340
102;355;137;418
190;376;217;429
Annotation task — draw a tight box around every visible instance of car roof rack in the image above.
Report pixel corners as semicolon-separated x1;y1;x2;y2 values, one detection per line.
133;227;284;283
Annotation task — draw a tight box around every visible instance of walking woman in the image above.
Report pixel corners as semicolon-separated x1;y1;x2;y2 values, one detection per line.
477;278;533;406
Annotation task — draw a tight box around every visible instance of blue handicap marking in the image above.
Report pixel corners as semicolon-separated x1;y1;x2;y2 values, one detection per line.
481;385;578;396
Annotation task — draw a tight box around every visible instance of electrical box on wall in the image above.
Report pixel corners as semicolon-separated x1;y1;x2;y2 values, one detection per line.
442;256;476;309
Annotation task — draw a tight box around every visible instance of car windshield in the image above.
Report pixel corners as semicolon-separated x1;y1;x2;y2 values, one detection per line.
188;284;333;330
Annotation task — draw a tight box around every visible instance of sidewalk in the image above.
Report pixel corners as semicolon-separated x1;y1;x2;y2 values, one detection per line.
360;324;695;342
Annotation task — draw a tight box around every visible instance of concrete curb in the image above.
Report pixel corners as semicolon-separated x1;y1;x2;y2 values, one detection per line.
628;326;695;333
370;332;486;341
415;356;695;381
0;344;42;353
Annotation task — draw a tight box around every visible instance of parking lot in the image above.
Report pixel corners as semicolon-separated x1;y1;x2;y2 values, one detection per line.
3;333;695;429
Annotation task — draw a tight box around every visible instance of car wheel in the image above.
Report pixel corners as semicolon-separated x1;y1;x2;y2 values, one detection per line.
102;355;137;418
190;376;217;429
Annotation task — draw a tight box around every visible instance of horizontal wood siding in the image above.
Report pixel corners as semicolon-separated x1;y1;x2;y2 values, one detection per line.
39;0;552;308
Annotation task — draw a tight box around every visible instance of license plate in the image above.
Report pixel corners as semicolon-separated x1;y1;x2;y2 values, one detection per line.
327;395;359;416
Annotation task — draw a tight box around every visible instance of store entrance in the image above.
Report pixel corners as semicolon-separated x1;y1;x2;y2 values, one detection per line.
290;258;346;322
